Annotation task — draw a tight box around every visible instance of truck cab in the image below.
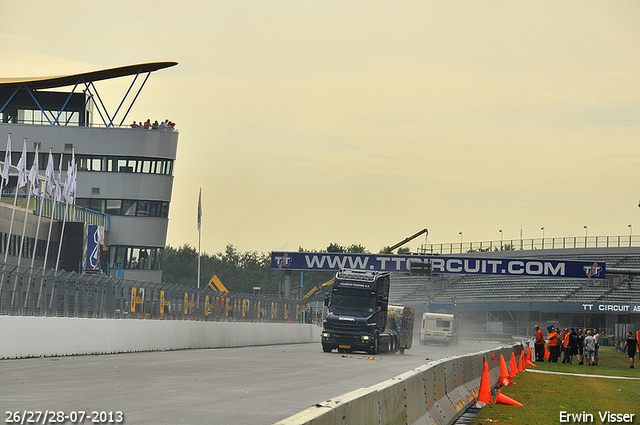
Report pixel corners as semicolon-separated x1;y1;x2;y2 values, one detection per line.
321;269;389;354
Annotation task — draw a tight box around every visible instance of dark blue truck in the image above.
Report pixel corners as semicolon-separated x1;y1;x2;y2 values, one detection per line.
321;269;413;354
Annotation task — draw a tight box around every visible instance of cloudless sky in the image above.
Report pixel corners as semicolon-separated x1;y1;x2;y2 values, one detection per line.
1;1;639;255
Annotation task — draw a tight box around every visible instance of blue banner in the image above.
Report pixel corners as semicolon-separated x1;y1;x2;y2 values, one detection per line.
458;301;640;313
270;251;605;279
86;225;104;271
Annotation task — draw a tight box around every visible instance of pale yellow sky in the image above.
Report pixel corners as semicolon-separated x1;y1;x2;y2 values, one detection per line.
1;1;639;254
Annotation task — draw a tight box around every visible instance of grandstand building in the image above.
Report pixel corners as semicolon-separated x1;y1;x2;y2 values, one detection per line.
0;62;178;283
390;245;640;340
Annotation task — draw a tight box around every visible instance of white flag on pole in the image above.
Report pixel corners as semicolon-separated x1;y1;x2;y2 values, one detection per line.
45;149;55;198
16;139;28;189
55;154;63;201
197;188;202;231
28;145;39;193
1;134;10;186
62;151;76;203
62;163;71;202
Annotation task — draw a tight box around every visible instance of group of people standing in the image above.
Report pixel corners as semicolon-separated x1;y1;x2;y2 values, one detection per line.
130;119;175;130
534;325;599;365
534;325;638;368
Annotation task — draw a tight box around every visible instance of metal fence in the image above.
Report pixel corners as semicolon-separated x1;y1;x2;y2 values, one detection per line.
1;194;110;231
0;263;305;323
418;235;640;255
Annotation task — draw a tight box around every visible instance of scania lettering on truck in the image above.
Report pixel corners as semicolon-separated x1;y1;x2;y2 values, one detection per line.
321;269;412;354
419;312;457;346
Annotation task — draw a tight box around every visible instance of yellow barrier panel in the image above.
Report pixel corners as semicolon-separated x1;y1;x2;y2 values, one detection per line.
130;288;137;313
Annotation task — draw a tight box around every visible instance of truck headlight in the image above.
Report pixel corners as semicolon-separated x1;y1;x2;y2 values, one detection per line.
322;332;330;338
362;335;370;341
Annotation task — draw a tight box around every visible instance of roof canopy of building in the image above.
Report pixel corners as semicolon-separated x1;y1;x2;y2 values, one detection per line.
0;62;178;127
0;62;178;90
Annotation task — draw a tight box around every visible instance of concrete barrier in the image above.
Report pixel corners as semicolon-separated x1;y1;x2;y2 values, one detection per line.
275;343;523;425
0;316;320;359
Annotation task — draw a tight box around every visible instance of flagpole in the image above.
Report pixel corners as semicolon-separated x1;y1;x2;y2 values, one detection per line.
18;142;39;268
4;138;28;264
0;133;11;305
30;145;46;270
4;183;20;264
0;133;10;211
19;143;42;312
0;133;12;307
7;177;20;313
43;152;63;271
10;138;30;313
55;148;75;272
197;188;202;289
54;192;69;272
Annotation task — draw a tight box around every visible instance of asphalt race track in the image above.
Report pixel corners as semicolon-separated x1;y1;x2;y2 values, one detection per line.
0;339;505;425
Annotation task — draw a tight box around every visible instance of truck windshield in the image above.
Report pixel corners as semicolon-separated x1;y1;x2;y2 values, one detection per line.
331;294;377;316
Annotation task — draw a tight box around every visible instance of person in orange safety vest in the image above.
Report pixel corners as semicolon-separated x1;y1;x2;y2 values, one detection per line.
562;329;571;363
534;325;545;362
548;328;559;363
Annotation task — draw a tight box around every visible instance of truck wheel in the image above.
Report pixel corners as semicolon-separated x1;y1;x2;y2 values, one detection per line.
323;346;332;353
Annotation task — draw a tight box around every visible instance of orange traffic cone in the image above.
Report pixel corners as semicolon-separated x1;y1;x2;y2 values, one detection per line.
499;354;511;386
544;344;550;360
518;351;525;372
476;361;492;405
509;352;518;378
527;346;533;362
495;389;523;407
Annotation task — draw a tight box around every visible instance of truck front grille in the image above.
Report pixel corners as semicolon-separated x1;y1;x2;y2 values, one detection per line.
331;321;360;333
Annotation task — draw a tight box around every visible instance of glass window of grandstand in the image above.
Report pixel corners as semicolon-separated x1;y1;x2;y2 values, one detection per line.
137;201;150;217
76;198;169;218
77;156;105;171
122;201;137;216
76;198;105;213
105;200;122;215
75;199;169;217
105;157;172;175
112;246;162;270
17;109;78;126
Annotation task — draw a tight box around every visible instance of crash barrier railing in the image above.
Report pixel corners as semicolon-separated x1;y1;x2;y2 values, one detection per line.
0;263;305;323
275;342;526;425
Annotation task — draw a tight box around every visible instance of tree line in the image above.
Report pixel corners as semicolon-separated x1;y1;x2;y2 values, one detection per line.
161;243;410;297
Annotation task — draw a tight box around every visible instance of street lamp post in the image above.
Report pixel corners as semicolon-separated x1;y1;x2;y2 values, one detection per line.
499;229;503;250
541;227;545;249
459;232;463;253
584;225;588;247
628;224;632;247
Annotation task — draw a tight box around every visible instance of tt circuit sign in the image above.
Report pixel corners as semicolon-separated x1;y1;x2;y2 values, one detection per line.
270;252;606;280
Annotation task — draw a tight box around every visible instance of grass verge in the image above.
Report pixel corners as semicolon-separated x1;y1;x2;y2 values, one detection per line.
471;347;639;424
